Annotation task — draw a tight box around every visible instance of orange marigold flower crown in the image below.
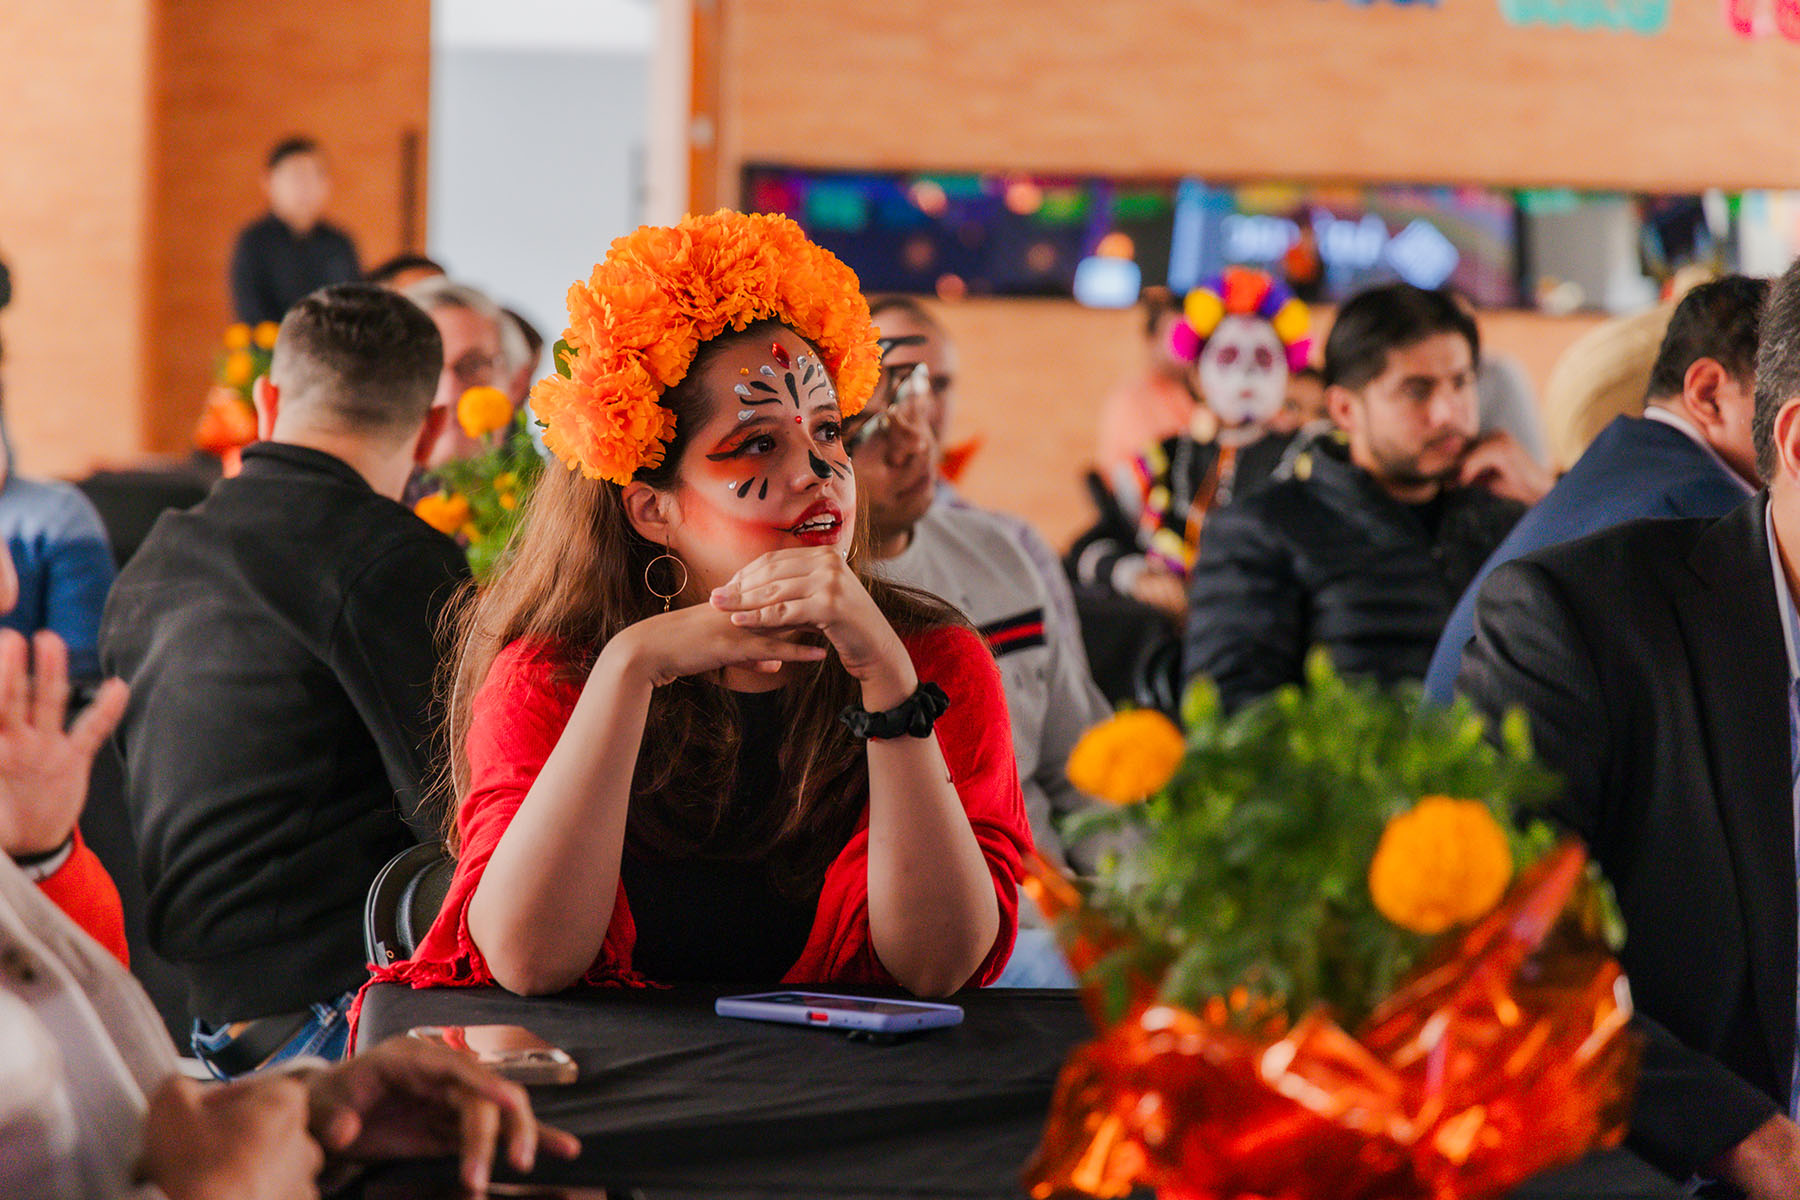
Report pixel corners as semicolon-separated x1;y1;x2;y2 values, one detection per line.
530;210;883;485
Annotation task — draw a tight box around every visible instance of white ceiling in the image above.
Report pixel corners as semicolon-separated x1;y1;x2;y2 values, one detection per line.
434;0;655;53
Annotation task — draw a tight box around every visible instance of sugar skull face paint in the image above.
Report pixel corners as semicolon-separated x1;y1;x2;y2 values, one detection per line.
658;329;858;591
1197;315;1288;428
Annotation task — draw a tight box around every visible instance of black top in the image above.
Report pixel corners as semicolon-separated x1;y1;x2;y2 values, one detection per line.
1182;435;1524;712
100;442;469;1022
229;212;360;324
620;690;819;981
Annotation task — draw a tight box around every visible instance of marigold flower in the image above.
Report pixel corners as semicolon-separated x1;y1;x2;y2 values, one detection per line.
223;324;252;350
223;351;255;387
457;385;514;439
530;209;881;484
1066;709;1186;806
498;492;516;510
1368;796;1513;935
414;492;471;536
253;321;281;350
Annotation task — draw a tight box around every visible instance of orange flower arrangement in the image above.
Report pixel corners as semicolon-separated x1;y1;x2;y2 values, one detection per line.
530;210;883;485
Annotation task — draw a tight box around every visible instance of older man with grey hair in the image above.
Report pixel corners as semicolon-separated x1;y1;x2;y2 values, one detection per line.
402;277;532;469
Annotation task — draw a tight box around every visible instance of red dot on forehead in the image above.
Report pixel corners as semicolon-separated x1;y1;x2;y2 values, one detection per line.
770;342;791;369
795;414;803;423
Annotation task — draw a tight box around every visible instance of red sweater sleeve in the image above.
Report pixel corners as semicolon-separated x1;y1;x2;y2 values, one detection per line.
372;625;1031;995
370;639;646;991
784;624;1032;989
36;829;129;967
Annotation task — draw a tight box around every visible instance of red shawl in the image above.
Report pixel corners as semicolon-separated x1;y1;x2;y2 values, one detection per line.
367;624;1030;1000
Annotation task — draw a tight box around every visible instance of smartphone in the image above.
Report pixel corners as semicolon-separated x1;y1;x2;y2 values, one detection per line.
407;1023;579;1085
715;991;964;1034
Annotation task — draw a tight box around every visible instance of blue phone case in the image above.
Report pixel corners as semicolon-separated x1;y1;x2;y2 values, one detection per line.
715;991;964;1033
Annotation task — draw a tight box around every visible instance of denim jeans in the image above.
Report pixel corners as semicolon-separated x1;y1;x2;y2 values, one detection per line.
191;990;356;1079
990;927;1078;988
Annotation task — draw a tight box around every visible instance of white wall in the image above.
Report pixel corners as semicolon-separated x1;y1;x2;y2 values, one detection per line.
429;0;651;359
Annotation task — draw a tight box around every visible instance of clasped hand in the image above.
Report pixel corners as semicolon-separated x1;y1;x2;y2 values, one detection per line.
615;549;915;701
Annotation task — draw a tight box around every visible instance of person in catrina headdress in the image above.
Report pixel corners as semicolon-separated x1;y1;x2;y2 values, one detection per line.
375;211;1031;1003
1069;267;1312;621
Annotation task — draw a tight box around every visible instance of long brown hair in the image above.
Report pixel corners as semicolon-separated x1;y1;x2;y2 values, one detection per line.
438;320;960;895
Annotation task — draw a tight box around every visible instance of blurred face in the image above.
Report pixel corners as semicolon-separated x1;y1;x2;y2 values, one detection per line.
423;304;508;468
1271;372;1328;435
870;308;957;440
845;361;939;556
662;331;856;593
265;152;330;232
1332;332;1478;500
1196;316;1287;428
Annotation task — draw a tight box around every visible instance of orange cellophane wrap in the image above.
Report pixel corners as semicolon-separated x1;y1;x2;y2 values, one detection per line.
1022;842;1638;1200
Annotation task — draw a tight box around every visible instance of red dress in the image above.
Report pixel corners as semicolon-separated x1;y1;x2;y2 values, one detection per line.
36;829;130;966
372;624;1031;993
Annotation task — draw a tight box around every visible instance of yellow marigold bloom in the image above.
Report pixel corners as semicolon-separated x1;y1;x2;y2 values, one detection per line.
457;386;514;438
223;351;255;386
460;523;484;544
1368;797;1513;935
414;492;471;536
493;471;517;491
253;321;281;350
498;492;517;511
1066;709;1186;806
223;324;252;350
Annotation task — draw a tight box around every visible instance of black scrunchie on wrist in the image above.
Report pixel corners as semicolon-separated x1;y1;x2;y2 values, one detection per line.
840;681;950;740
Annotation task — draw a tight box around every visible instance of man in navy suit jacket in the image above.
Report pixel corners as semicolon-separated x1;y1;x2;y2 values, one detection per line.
1424;276;1764;703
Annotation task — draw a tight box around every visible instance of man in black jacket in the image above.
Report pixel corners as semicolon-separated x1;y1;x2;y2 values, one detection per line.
1182;283;1539;711
101;284;468;1076
1457;255;1800;1196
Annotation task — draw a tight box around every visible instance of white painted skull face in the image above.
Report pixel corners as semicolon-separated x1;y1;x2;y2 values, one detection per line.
1196;315;1288;428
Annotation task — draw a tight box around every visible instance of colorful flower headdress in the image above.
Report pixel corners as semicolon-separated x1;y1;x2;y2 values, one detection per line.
530;210;883;485
1169;266;1312;372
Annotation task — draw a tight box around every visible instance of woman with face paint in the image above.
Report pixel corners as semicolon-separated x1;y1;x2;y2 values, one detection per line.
374;212;1030;1001
1070;269;1313;622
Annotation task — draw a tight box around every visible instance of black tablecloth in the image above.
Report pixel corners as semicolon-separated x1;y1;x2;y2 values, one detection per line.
348;983;1683;1200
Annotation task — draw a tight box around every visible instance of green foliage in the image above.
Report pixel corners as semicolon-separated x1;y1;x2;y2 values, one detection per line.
422;410;545;580
1066;650;1561;1029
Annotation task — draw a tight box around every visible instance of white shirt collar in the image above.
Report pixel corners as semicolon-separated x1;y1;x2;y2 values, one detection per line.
1643;405;1756;496
1765;499;1800;683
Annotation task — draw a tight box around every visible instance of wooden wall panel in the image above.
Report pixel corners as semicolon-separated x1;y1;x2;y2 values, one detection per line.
0;0;153;476
143;0;432;455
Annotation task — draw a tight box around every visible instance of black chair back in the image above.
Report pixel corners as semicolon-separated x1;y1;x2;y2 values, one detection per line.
364;842;455;966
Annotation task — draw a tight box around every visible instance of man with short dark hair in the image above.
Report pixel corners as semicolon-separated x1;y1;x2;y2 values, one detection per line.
1181;283;1531;711
1455;255;1800;1195
1425;275;1766;702
229;137;361;325
101;284;469;1075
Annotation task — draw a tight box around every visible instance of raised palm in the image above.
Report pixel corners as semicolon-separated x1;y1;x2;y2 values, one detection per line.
0;630;128;856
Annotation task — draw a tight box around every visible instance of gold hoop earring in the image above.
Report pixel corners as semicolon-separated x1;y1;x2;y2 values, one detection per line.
644;552;688;613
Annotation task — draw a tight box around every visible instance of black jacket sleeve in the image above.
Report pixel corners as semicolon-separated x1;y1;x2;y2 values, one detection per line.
1460;557;1780;1178
1181;498;1306;712
329;530;471;843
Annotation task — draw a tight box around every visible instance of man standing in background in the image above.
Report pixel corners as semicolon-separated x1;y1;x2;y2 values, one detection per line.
229;137;361;325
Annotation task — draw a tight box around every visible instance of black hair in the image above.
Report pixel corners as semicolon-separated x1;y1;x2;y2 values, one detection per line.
364;253;447;286
266;136;321;172
1140;286;1178;340
1754;262;1800;482
866;295;942;336
273;283;442;437
1323;283;1480;392
1645;275;1767;403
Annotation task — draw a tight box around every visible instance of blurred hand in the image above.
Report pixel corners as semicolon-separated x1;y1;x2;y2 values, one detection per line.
1457;430;1552;506
140;1074;321;1200
305;1036;580;1193
1712;1113;1800;1200
0;629;129;856
1130;564;1188;621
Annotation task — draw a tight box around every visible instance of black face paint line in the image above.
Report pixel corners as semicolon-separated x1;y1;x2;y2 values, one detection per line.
808;450;834;480
737;478;756;499
783;371;801;407
758;479;768;500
